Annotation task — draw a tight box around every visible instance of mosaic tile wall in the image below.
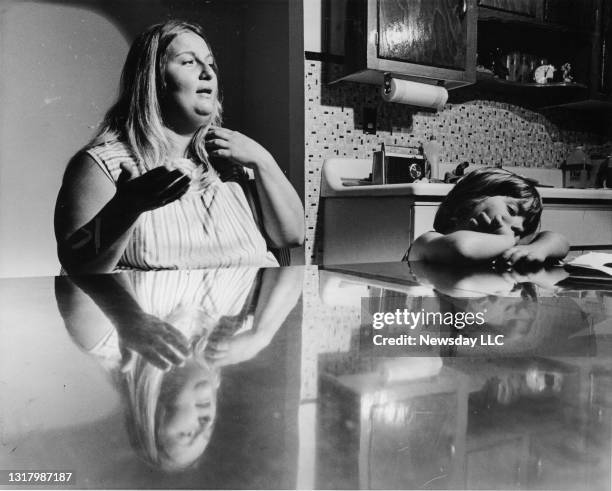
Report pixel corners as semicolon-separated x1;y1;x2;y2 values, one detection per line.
305;59;611;265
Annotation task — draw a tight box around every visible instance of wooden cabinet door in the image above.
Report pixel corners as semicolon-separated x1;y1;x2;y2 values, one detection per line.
478;0;538;17
331;0;476;88
544;0;595;29
597;0;612;96
378;0;469;70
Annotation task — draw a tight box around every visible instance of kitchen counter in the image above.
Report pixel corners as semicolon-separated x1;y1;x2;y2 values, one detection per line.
2;264;612;490
324;180;612;201
321;158;612;201
320;159;612;264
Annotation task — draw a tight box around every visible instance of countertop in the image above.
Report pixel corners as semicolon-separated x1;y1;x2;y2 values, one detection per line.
321;158;612;201
2;263;612;490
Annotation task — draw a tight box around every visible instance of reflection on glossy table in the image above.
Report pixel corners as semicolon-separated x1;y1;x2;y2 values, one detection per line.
1;262;612;490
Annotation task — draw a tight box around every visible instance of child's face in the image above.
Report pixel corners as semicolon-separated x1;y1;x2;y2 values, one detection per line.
467;195;529;239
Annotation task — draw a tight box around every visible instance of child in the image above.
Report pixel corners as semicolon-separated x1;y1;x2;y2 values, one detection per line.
406;168;569;265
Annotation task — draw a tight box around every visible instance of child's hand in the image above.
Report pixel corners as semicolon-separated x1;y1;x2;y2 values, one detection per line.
469;212;516;239
205;126;274;170
500;243;548;266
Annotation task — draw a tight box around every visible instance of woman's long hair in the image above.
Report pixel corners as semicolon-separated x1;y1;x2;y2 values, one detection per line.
90;20;223;169
122;332;220;472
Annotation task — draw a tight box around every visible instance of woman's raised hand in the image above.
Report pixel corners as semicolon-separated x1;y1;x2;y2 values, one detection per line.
205;126;273;169
115;162;191;214
206;126;305;248
118;313;191;372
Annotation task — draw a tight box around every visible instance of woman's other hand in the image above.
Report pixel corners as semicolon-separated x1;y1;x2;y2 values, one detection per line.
204;329;271;368
204;126;304;248
115;163;191;214
205;127;274;170
118;313;191;371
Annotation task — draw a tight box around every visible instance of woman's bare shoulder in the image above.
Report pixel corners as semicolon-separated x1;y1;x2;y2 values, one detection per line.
59;152;113;197
55;152;117;239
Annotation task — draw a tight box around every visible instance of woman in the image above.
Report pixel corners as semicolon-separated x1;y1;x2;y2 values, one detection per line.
55;20;304;273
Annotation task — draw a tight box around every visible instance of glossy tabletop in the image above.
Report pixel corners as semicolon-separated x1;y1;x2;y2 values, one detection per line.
1;262;612;490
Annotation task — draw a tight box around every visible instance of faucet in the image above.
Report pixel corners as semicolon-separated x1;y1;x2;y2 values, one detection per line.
444;162;469;183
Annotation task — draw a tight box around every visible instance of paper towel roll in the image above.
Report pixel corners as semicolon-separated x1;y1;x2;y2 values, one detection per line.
381;77;448;111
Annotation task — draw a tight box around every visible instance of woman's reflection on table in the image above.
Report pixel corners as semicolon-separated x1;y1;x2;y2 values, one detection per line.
55;266;302;471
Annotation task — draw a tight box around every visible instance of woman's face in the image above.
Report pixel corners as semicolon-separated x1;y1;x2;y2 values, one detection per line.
157;359;218;469
161;31;218;134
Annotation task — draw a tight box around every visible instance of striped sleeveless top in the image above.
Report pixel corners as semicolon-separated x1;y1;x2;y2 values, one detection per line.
87;267;261;371
86;140;279;270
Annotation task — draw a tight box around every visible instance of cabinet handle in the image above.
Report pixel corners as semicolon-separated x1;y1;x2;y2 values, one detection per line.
601;39;607;92
457;0;468;18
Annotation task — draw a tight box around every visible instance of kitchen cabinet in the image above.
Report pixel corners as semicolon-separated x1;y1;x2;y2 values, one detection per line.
323;196;612;264
590;0;612;101
479;0;538;18
328;0;477;89
544;0;596;30
540;205;612;249
473;0;611;108
478;0;592;28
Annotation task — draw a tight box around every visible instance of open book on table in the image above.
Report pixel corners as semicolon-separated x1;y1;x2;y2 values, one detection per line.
563;252;612;283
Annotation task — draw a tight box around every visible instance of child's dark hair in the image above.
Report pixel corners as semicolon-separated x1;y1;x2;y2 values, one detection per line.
434;168;543;237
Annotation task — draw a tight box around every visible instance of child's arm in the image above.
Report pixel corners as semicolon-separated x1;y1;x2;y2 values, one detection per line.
501;231;569;265
408;230;517;264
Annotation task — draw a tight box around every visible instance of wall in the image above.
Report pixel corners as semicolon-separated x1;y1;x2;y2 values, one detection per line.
303;0;611;265
0;2;128;278
242;0;305;265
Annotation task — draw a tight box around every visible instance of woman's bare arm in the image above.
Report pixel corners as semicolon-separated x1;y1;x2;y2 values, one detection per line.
205;127;304;248
206;266;304;368
54;153;190;274
252;157;305;248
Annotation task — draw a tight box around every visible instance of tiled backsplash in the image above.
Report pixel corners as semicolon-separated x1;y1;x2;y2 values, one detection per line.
305;59;610;264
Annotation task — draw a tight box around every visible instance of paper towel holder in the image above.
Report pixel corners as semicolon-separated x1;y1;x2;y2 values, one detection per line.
382;73;448;112
382;73;399;98
383;73;446;93
383;73;393;97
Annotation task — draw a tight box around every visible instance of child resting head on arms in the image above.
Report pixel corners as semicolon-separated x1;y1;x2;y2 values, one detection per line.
406;168;569;266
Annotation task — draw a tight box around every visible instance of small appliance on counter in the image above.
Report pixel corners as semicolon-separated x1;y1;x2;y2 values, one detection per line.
562;146;590;188
372;143;427;184
561;147;611;188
